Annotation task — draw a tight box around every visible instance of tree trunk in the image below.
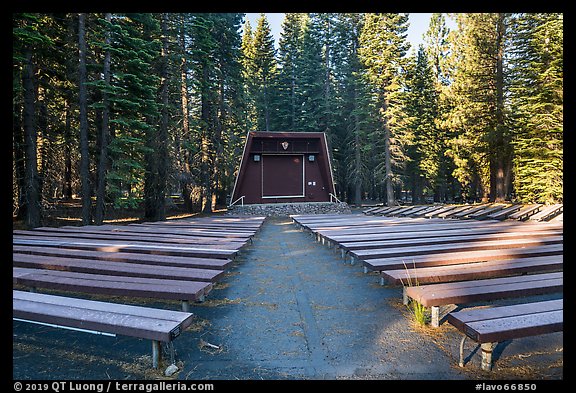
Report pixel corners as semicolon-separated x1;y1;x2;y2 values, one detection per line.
156;12;169;219
382;92;395;206
13;95;27;219
201;65;213;213
490;13;507;203
22;48;41;228
78;13;91;225
353;86;362;206
94;13;112;225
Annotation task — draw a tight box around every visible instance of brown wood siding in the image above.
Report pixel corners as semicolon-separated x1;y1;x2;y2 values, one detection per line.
231;132;336;205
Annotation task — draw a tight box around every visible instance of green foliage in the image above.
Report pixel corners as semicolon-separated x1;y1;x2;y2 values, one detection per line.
11;12;563;221
508;13;563;203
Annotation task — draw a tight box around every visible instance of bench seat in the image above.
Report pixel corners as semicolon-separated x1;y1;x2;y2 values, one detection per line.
13;268;212;311
12;237;238;259
446;299;563;371
13;290;194;368
13;253;224;283
404;272;563;327
381;255;563;285
13;245;233;270
363;244;563;272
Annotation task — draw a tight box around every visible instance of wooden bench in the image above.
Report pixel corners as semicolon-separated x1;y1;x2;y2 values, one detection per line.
13;290;194;368
13;245;233;270
450;204;493;219
13;253;225;283
12;237;238;259
485;204;522;220
528;204;563;222
410;205;446;218
381;255;563;285
423;205;460;218
13;268;212;311
403;272;563;327
507;204;542;221
446;299;563;371
349;235;563;263
466;204;507;220
436;205;474;219
363;244;563;272
22;227;249;246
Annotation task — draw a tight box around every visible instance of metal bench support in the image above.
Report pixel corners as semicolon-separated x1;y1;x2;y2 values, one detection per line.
152;340;161;369
481;342;497;371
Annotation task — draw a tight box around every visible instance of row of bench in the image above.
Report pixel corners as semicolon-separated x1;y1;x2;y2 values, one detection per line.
291;213;563;372
363;203;563;223
13;215;266;369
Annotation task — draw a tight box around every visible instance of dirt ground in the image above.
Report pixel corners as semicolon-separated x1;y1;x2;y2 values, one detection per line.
12;214;563;384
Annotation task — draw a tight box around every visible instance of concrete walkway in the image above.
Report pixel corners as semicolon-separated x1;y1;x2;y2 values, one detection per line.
177;216;467;379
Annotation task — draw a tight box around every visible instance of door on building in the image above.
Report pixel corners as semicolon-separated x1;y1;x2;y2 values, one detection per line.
261;154;304;198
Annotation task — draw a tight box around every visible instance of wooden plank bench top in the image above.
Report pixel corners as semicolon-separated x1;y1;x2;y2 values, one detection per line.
363;206;384;214
13;290;195;368
66;223;258;236
338;230;563;252
466;204;508;220
507;204;542;221
436;205;476;218
404;271;563;308
446;299;563;371
385;206;417;216
397;205;432;217
12;237;238;259
373;206;407;216
13;229;249;247
349;235;563;261
325;224;562;244
12;253;225;283
363;244;563;272
12;245;233;270
313;219;561;237
450;204;494;219
528;204;563;222
381;255;563;285
13;268;213;304
485;204;522;220
410;205;447;217
30;224;253;240
423;205;460;218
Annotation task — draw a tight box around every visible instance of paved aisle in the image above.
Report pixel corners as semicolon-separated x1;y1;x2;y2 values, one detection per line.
179;217;465;380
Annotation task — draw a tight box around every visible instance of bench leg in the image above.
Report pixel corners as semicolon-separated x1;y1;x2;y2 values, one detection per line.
181;301;190;312
430;304;457;327
152;340;161;369
481;342;497;371
402;287;409;305
459;335;467;367
341;248;346;259
431;306;440;327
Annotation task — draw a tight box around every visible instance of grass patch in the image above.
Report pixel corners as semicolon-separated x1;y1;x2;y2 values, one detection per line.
399;261;430;327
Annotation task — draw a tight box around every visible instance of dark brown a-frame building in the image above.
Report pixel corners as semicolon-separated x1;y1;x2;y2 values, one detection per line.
230;132;336;205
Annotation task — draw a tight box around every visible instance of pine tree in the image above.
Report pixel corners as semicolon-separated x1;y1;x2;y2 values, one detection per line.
296;14;325;133
442;13;514;202
358;13;410;205
251;14;277;131
240;19;258;133
275;13;305;131
509;13;563;203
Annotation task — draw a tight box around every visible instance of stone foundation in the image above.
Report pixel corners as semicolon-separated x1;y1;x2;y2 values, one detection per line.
227;202;352;216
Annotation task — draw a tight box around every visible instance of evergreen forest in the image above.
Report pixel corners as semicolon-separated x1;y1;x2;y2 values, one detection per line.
12;13;563;228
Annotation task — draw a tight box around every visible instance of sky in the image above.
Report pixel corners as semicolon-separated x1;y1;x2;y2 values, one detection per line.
243;13;457;52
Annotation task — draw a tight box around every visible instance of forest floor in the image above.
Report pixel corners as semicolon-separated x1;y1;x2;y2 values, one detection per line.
12;206;563;383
